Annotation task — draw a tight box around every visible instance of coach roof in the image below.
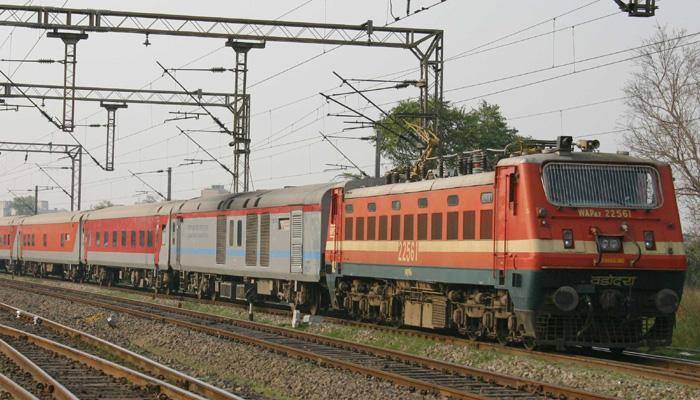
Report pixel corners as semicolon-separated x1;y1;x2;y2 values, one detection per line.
220;182;341;210
19;211;83;225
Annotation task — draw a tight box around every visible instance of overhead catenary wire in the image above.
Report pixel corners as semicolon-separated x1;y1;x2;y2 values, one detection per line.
446;31;700;94
451;37;700;105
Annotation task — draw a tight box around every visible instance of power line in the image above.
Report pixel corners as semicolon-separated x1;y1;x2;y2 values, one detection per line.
451;37;700;105
447;31;700;94
507;96;627;121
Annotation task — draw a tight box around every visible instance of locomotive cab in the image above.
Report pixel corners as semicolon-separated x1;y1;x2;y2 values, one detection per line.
495;142;686;350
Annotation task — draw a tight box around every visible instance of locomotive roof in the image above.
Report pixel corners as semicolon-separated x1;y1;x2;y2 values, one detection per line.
345;172;494;199
496;150;666;166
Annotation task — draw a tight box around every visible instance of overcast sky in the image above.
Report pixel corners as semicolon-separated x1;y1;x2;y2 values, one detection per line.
0;0;698;210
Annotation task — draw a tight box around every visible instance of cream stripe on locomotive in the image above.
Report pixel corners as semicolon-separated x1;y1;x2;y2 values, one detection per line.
331;239;685;256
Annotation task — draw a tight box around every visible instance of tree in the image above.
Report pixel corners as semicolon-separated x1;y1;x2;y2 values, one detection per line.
376;100;520;170
92;200;115;210
623;26;700;233
10;196;35;215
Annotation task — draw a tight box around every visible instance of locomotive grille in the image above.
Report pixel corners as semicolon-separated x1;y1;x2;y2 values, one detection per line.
542;163;661;209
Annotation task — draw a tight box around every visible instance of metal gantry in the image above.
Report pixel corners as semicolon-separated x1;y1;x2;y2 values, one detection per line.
0;141;82;210
46;31;88;132
0;4;444;192
0;82;240;172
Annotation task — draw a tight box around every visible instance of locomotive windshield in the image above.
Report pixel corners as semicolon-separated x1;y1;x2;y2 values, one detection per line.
542;162;661;209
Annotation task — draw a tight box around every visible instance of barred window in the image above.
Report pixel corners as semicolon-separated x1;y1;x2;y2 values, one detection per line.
542;162;661;209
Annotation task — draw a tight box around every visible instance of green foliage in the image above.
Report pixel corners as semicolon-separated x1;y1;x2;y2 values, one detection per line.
10;196;35;215
674;288;700;350
376;100;520;169
92;200;115;210
685;238;700;288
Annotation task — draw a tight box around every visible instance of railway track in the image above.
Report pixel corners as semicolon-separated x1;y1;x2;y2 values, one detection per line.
51;276;700;388
0;278;612;400
0;300;244;400
0;322;211;400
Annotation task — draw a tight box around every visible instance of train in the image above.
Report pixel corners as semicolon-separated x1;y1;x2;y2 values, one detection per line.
0;136;687;351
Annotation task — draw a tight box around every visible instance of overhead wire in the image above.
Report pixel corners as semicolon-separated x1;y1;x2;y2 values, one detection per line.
451;36;700;105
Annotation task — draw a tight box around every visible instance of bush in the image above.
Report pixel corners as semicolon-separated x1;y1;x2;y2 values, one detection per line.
686;238;700;288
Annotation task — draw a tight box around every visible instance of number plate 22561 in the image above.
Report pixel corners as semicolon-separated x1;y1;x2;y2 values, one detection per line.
398;241;418;262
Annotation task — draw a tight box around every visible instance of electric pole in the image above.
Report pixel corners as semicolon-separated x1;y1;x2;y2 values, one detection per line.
167;167;172;201
375;128;381;179
34;186;38;215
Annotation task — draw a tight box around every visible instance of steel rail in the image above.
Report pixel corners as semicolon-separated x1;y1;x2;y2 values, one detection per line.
0;335;78;400
0;322;210;400
88;277;700;387
0;372;39;400
0;302;243;400
6;275;699;387
0;278;612;400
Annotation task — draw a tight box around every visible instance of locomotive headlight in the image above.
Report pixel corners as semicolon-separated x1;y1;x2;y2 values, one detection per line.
644;231;656;250
562;229;574;249
597;236;622;253
655;289;679;314
553;286;579;312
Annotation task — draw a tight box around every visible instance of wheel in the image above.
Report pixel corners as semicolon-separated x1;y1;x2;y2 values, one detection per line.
497;333;509;346
610;348;626;357
523;336;537;351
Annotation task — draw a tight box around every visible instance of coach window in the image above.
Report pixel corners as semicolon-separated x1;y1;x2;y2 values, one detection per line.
60;233;65;248
228;220;235;246
147;231;154;248
431;213;443;240
121;231;127;247
344;217;354;240
378;216;388;240
481;192;494;204
367;216;376;240
391;200;401;211
139;231;145;247
463;211;476;240
448;195;459;207
390;215;401;240
43;234;47;247
480;210;494;240
96;232;101;247
368;203;376;212
418;198;428;209
417;214;428;240
345;204;354;214
31;234;35;247
404;214;414;241
130;231;137;247
355;217;365;241
112;231;118;247
447;212;459;240
104;231;109;247
236;220;243;247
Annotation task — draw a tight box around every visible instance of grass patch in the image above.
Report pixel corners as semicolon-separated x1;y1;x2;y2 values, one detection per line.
321;325;435;355
672;287;700;350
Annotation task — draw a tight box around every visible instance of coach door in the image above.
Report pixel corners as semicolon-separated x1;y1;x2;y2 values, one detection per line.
494;166;517;284
173;217;183;268
290;209;303;274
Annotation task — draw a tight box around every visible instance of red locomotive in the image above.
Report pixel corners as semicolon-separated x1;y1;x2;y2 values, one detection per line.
0;136;687;351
